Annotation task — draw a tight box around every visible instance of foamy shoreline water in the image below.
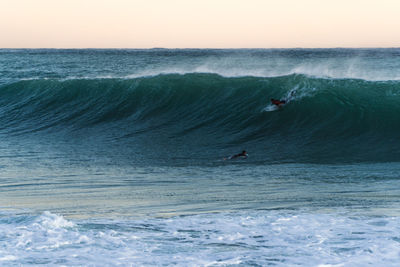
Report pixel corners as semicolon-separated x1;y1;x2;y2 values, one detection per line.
1;210;400;266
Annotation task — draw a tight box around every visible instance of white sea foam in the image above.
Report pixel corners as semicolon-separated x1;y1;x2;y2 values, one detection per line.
3;49;400;85
123;56;400;81
1;210;400;266
16;59;400;82
263;104;279;112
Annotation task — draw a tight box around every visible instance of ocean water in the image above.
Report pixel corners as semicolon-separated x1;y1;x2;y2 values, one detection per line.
1;48;400;266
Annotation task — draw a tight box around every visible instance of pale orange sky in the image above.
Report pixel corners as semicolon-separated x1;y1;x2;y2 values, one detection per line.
1;0;399;48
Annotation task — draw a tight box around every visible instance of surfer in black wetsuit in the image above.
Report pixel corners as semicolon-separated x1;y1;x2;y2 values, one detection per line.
225;150;248;160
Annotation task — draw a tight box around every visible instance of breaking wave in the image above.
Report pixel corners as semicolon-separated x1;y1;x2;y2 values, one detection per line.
1;73;400;163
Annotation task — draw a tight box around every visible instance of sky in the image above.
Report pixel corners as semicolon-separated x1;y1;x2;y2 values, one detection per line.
1;0;399;48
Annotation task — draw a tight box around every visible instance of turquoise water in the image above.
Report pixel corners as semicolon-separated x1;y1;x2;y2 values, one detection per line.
1;49;400;266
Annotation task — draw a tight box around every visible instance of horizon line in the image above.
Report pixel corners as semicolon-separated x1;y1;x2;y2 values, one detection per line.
1;47;400;50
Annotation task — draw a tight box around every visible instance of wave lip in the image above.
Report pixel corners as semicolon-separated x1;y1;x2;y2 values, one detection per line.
3;48;400;84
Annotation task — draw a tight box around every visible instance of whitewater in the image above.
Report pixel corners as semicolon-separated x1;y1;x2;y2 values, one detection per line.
1;48;400;266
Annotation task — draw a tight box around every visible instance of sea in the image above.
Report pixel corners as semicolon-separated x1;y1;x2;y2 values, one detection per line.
1;48;400;266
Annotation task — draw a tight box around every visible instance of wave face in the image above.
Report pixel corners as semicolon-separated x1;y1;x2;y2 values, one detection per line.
1;73;400;164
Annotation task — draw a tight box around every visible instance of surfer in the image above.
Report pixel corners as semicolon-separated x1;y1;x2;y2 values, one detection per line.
225;150;248;160
271;98;286;107
270;91;295;107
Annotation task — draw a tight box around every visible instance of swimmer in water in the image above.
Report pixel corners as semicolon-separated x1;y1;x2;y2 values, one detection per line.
224;150;248;160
